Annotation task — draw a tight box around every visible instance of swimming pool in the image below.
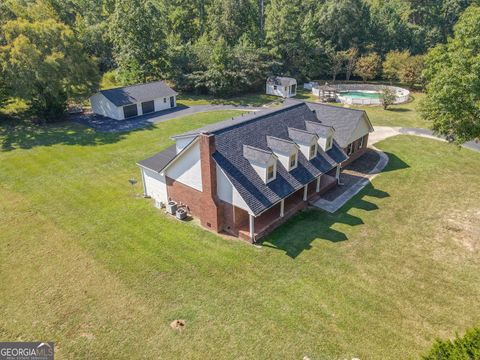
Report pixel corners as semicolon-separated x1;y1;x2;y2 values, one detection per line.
339;91;382;99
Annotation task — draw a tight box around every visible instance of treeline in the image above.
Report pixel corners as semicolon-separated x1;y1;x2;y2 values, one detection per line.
0;0;476;117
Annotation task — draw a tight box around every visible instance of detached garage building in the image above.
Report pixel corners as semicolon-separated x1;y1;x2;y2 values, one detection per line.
90;81;178;120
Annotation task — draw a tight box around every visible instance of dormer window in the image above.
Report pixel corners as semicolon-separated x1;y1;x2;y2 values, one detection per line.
267;165;275;181
289;153;297;169
325;136;333;150
309;144;317;159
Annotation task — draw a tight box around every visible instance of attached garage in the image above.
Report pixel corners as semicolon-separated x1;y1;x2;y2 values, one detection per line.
90;81;178;120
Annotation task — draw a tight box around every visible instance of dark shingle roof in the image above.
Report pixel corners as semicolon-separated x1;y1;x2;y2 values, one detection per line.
100;81;177;107
210;103;343;215
305;121;334;137
243;145;274;164
137;145;177;172
266;76;296;86
288;128;317;144
304;101;373;148
266;136;298;154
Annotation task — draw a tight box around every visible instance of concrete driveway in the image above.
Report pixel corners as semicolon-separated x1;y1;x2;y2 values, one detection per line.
71;104;260;132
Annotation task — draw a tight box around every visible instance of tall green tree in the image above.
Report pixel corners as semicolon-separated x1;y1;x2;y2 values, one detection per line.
382;50;411;82
354;52;382;81
0;18;99;119
109;0;167;83
421;5;480;143
206;0;259;46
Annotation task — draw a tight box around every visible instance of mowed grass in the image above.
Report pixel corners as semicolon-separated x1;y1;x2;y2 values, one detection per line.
0;110;479;359
296;89;429;129
177;92;280;107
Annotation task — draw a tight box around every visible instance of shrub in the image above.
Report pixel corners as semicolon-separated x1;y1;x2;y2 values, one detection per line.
423;327;480;360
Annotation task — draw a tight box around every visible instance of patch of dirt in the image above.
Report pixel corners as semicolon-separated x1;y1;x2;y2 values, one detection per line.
443;208;480;252
170;319;186;331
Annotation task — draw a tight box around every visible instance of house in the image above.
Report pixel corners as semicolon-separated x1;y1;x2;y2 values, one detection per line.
90;81;178;120
137;102;373;242
266;76;297;98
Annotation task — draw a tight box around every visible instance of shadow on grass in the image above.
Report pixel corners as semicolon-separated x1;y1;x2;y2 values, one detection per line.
261;183;391;258
260;149;411;258
388;108;411;113
0;116;155;152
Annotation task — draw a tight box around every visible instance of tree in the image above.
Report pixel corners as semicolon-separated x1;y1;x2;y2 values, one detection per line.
421;5;480;144
343;48;359;81
327;50;345;81
398;55;424;88
0;18;99;120
354;52;381;82
206;0;259;46
381;87;396;110
383;50;411;83
422;327;480;359
109;0;167;83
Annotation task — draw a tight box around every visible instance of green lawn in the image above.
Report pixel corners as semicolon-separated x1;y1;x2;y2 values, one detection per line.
176;92;280;107
1;111;479;359
295;89;430;129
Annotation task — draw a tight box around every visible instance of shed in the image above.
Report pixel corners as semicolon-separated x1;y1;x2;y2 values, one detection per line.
266;76;297;98
90;81;178;120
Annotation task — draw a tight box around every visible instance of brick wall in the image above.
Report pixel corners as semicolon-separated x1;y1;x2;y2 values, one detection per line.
166;176;204;216
342;133;369;167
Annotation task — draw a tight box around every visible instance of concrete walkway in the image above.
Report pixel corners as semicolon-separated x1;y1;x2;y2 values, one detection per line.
313;125;479;213
71;104;260;132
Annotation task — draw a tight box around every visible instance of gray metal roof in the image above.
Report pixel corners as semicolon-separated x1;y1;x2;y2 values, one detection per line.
137;145;177;172
100;81;178;107
266;136;298;154
266;76;296;86
303;101;373;148
243;145;274;164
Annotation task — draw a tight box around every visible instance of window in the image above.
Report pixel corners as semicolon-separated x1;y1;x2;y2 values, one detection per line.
347;143;354;155
358;136;364;149
267;165;275;181
309;144;316;159
325;136;333;150
289;153;297;169
273;85;277;90
163;98;167;103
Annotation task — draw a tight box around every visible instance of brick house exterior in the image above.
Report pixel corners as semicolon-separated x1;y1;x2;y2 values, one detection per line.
138;102;373;242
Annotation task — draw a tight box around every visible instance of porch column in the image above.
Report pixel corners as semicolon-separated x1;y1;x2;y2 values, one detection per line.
316;175;321;192
280;199;284;217
335;165;341;183
140;168;147;196
249;214;255;242
303;184;308;201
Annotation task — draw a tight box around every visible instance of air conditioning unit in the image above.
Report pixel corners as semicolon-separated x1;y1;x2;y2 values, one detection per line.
176;208;187;220
166;201;178;215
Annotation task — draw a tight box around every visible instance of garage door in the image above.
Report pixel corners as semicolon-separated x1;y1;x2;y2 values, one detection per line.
142;100;155;114
123;104;138;118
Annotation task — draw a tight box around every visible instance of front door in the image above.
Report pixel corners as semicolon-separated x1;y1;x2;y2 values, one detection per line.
170;96;175;108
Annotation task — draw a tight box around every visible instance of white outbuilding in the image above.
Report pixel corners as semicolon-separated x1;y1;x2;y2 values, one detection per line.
266;76;297;98
90;81;178;120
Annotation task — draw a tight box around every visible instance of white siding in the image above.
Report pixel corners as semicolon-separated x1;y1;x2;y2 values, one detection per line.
90;94;177;120
175;136;196;154
249;156;277;183
317;129;335;151
142;168;168;205
90;93;124;120
216;165;251;212
266;81;296;98
165;140;203;191
349;114;371;144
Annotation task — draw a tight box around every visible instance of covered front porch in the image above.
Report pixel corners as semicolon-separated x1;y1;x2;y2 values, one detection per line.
238;172;338;242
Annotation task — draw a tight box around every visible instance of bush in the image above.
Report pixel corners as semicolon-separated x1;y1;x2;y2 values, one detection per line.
423;327;480;360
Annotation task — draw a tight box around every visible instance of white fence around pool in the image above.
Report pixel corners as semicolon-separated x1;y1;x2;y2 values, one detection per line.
311;83;410;105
